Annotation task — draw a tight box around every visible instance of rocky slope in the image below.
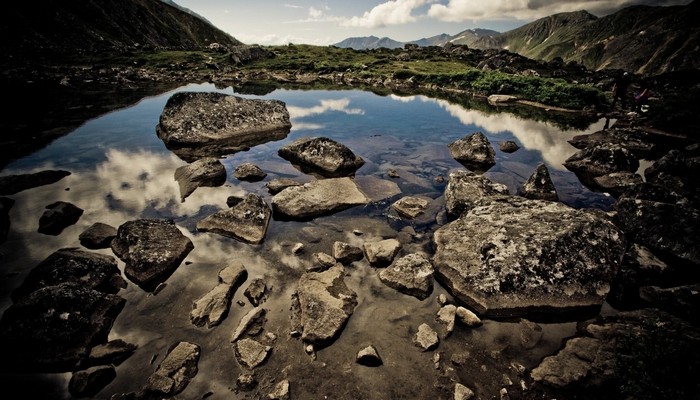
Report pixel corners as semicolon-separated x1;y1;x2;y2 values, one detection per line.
473;1;700;75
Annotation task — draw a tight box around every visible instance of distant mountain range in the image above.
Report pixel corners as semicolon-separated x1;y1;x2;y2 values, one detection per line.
335;1;700;75
334;28;500;50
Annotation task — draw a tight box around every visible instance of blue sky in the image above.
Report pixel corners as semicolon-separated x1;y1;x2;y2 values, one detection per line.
172;0;693;45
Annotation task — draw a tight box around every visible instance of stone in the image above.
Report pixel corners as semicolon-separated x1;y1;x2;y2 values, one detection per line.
448;132;496;172
268;379;290;400
436;305;457;336
520;163;559;202
454;383;475;400
234;162;267;182
266;178;302;194
519;319;543;349
190;263;248;328
38;201;83;235
156;91;291;161
333;241;364;264
0;169;71;195
145;341;200;396
296;266;358;346
563;143;639;188
87;339;137;367
456;307;483;328
378;253;434;300
356;345;383;367
391;196;430;219
111;219;194;292
433;196;625;319
197;193;271;244
79;222;117;249
271;177;369;220
233;338;271;369
69;365;116;398
309;252;337;272
244;278;268;307
444;169;509;219
278;136;365;177
231;307;267;342
592;172;644;197
236;373;257;391
498;141;520;153
363;238;401;267
413;323;439;351
174;157;226;200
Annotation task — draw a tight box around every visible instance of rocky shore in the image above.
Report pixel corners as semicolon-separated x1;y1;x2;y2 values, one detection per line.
1;49;699;400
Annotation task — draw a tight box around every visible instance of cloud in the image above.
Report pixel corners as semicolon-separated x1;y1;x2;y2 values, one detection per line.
284;3;303;8
342;0;430;28
287;98;365;119
427;0;692;22
234;32;333;46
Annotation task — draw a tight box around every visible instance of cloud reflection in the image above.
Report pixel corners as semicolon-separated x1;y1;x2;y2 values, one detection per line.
389;95;605;170
288;98;365;131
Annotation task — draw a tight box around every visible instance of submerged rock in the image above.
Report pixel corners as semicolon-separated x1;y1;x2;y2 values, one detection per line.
266;178;302;194
156;91;291;161
433;196;625;319
174;157;226;200
197;193;271;244
111;219;194;292
0;169;71;195
234;162;267;182
190;263;248;328
278;136;365;177
271;177;369;220
391;196;430;219
38;201;83;235
233;338;271;369
296;266;358;347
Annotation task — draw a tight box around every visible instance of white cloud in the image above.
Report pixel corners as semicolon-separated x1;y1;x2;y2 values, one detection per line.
284;3;303;8
288;98;365;119
342;0;430;28
427;0;693;22
309;6;324;19
234;32;333;46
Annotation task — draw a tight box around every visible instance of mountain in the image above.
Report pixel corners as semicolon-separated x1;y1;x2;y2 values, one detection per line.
447;28;501;47
334;36;404;50
409;33;452;47
1;0;243;59
472;1;700;75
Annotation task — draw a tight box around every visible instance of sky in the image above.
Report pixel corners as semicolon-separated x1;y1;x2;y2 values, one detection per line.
171;0;693;46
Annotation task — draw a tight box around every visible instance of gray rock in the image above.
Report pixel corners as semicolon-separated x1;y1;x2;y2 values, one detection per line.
433;196;625;319
111;219;194;292
268;379;290;400
0;169;71;195
11;248;126;303
568;127;658;159
271;177;369;220
0;283;126;372
436;304;457;336
174;157;226;200
233;338;271;369
454;383;475;400
38;201;83;235
444;170;509;219
455;307;482;328
69;365;116;398
391;196;430;219
296;266;358;346
356;345;383;367
498;141;520;153
413;323;439;351
234;163;267;182
563;143;639;188
79;222;118;249
231;307;267;343
156;92;291;161
145;341;200;396
363;238;401;267
236;373;257;391
278;136;365;177
310;252;337;272
190;263;248;328
378;253;434;300
353;175;402;202
448;132;496;172
592;172;644;197
520;163;559;201
197;193;271;244
531;309;700;398
87;339;137;367
519;319;543;349
333;241;364;264
244;278;268;307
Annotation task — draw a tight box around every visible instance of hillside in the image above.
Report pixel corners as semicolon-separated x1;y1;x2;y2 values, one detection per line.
1;0;243;60
334;29;499;50
448;28;500;47
473;1;700;75
334;36;404;50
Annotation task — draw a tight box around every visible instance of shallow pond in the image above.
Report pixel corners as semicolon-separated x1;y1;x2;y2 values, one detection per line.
0;83;617;399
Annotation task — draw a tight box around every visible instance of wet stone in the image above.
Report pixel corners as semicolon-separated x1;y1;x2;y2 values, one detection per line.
190;263;248;328
145;341;201;396
79;222;117;249
413;323;439;351
197;193;271;244
38;201;83;235
363;238;401;267
244;278;268;307
520;163;559;202
278;136;365;177
233;338;271;369
333;241;364;264
234;162;267;182
69;365;117;398
266;178;302;194
268;379;290;400
174;157;226;200
498;141;520;153
356;345;383;367
391;196;430;219
378;253;434;300
448;132;496;172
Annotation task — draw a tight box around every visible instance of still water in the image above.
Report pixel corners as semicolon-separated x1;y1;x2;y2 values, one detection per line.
0;83;613;399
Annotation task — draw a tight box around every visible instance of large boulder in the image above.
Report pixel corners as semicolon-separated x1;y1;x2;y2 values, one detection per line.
111;219;194;292
296;266;358;347
447;132;496;173
271;177;369;220
277;137;365;177
433;196;625;319
196;193;271;244
156;92;291;161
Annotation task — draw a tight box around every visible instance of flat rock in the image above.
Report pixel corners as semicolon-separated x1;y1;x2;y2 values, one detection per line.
413;323;439;351
278;136;365;177
190;263;248;328
79;222;117;249
433;196;625;319
592;172;644;197
333;241;364;264
174;157;226;200
111;219;194;292
296;266;358;346
363;238;401;267
391;196;430;219
197;193;271;244
444;169;509;219
156;91;291;161
271;177;369;220
231;307;267;343
233;338;271;369
145;341;200;396
0;169;71;195
378;253;434;300
266;178;302;194
563;143;639;188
